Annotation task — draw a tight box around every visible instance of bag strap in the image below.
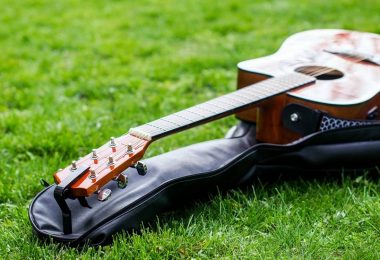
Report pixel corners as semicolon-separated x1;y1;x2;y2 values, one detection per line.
282;103;380;136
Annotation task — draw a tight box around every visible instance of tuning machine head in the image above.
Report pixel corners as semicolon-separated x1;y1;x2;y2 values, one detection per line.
108;156;115;168
109;137;117;152
91;149;98;164
116;172;128;189
88;168;96;180
132;161;148;175
97;189;112;201
71;161;77;171
127;143;134;155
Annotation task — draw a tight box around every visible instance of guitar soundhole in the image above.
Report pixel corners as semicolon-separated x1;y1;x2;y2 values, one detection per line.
295;66;344;80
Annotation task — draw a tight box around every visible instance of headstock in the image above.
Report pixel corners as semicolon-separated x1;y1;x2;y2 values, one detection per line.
53;134;151;197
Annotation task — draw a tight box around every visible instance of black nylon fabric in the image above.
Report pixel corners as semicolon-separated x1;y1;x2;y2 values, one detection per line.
29;122;256;245
29;121;380;246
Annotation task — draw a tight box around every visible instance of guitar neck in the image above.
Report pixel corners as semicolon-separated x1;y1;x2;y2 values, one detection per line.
129;72;315;141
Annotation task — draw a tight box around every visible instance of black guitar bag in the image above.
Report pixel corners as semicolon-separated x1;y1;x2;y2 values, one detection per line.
29;105;380;246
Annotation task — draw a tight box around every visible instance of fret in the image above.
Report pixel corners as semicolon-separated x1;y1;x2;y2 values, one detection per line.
183;108;207;118
189;105;218;115
205;99;235;112
176;110;206;120
137;123;164;135
261;79;283;89
248;85;272;96
284;74;307;85
227;93;252;104
160;117;182;127
220;95;243;108
238;87;266;99
162;114;193;126
261;81;283;92
275;78;295;88
238;88;265;100
129;73;316;140
263;83;283;94
206;99;231;110
146;123;168;132
198;103;226;114
217;94;246;105
186;106;215;119
201;102;226;113
212;96;239;108
230;90;256;102
148;119;178;132
171;113;194;122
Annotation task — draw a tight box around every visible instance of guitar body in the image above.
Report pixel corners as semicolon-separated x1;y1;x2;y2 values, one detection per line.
236;29;380;143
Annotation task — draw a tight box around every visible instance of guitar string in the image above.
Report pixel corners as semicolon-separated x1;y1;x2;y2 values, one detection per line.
76;141;147;180
71;137;144;173
74;56;368;182
74;135;132;166
95;139;147;176
92;130;150;163
309;56;365;77
74;136;135;165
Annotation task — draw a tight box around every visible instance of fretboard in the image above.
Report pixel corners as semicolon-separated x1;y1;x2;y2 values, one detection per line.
129;72;315;141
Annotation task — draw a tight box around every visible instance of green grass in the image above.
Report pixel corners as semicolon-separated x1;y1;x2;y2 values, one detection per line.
1;0;380;258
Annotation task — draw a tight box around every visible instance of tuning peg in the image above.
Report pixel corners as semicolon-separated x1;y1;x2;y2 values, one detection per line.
91;149;98;164
110;137;117;152
133;161;147;175
116;173;128;189
127;143;134;155
71;161;77;171
108;156;115;169
89;168;96;179
97;188;112;201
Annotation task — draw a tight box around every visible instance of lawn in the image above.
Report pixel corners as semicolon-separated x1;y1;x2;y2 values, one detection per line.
1;0;380;258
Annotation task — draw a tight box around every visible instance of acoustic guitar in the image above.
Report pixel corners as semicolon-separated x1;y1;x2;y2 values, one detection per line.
51;29;380;234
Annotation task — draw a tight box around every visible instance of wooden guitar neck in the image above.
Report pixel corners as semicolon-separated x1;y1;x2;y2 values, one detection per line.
129;72;315;141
